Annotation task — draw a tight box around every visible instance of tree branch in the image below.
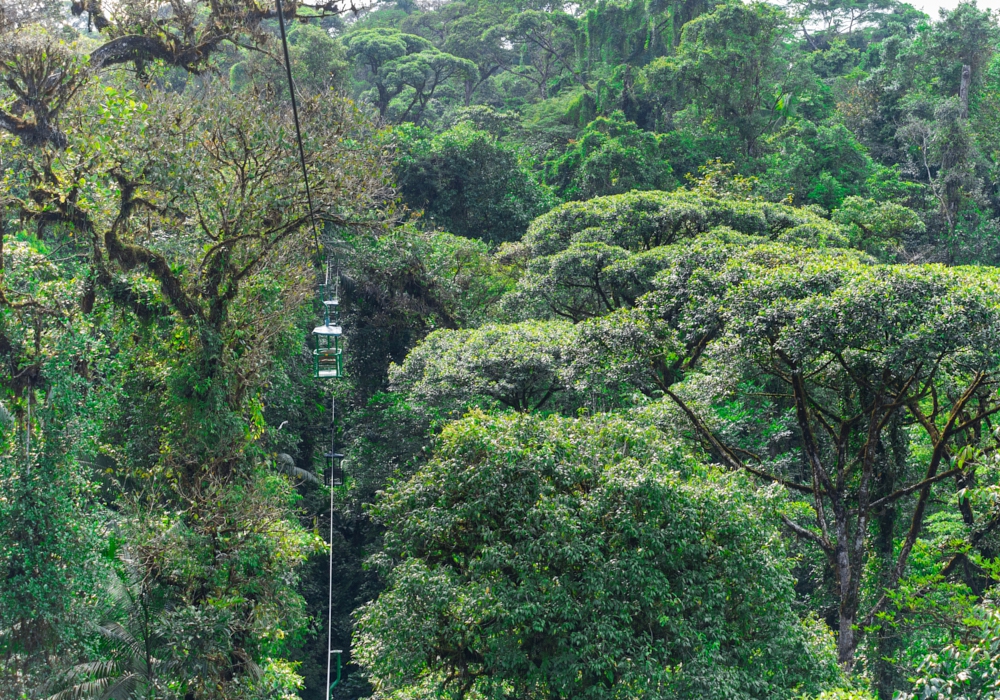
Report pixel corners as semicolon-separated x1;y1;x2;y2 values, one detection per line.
782;515;833;553
866;467;962;510
663;389;815;494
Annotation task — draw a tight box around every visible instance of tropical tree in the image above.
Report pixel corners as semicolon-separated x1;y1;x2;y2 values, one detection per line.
0;10;391;696
345;28;477;122
356;411;842;700
439;11;515;105
44;564;174;700
642;1;795;156
606;241;1000;667
544;111;673;200
516;186;845;260
497;187;847;323
390;319;583;415
395;123;553;243
494;10;584;100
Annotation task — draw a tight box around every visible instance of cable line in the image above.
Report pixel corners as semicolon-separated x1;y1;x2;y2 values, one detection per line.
274;0;322;255
273;7;344;697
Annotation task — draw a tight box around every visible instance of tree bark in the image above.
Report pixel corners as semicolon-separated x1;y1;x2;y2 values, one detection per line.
90;35;222;72
0;110;67;148
837;607;856;667
959;64;971;119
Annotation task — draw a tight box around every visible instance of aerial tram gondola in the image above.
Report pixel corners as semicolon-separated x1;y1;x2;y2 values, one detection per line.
313;261;348;488
313;276;343;379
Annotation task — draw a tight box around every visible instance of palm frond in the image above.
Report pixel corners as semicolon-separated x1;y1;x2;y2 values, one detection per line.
104;571;130;604
44;677;112;700
234;648;263;680
96;622;146;661
102;673;140;700
63;661;124;679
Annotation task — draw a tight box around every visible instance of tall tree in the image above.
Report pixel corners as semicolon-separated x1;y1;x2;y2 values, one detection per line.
356;411;841;699
643;1;794;156
610;241;1000;667
0;14;393;695
494;10;584;100
346;28;477;121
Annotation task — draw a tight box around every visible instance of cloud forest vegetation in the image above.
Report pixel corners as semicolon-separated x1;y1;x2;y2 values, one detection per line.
4;0;1000;698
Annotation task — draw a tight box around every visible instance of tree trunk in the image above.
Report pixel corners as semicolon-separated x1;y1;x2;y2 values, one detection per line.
376;83;390;117
872;418;905;698
959;64;971;119
835;505;858;668
837;606;856;667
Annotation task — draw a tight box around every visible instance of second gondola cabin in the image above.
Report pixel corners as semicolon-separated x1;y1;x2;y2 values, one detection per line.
313;322;343;379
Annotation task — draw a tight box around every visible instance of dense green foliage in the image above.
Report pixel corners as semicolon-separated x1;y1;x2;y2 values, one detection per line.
356;412;840;699
395;123;552;242
545;112;673;199
7;0;1000;699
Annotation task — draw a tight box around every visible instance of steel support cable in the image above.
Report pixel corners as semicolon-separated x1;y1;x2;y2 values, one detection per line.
274;0;322;255
324;259;343;699
326;396;338;700
274;4;338;697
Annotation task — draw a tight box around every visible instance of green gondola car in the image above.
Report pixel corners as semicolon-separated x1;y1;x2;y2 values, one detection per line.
313;322;343;378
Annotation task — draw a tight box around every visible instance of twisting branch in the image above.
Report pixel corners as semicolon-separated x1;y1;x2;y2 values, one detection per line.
663;388;816;495
867;468;963;510
105;174;202;321
882;374;987;601
782;515;833;553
